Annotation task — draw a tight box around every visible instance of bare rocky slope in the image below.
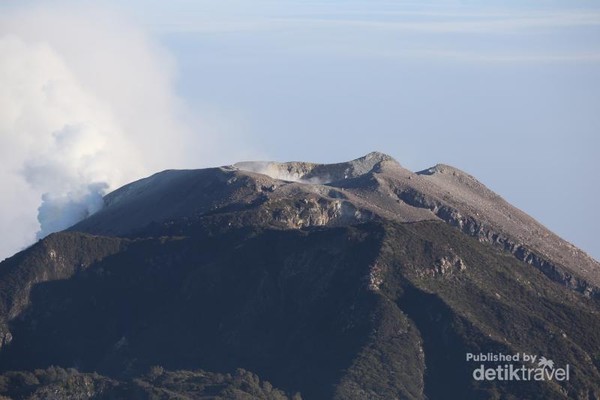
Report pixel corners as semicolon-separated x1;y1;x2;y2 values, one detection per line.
73;152;600;296
0;152;598;399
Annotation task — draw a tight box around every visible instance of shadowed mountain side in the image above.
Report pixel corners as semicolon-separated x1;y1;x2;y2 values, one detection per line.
0;226;383;399
0;221;599;399
0;366;298;399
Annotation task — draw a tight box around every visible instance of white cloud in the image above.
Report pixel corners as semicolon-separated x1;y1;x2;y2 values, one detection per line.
142;5;600;63
0;4;234;260
146;5;600;35
284;11;600;34
326;47;600;63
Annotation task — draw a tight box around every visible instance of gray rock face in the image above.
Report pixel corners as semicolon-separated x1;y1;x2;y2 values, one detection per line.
234;151;394;183
71;152;600;295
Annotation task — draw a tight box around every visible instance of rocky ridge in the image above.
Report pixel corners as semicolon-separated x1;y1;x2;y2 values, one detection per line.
72;152;600;296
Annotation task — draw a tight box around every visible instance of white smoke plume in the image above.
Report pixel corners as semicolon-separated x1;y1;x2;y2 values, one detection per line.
0;4;208;260
235;161;331;184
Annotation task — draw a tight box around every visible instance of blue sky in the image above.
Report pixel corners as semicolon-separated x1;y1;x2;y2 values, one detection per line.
135;0;600;259
1;0;599;260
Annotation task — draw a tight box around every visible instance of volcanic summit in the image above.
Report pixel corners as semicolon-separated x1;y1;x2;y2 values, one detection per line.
0;152;598;399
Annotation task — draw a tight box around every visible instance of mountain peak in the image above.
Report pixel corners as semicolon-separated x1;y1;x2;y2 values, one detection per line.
416;163;498;199
68;153;599;295
418;163;463;176
2;152;600;399
234;151;398;184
